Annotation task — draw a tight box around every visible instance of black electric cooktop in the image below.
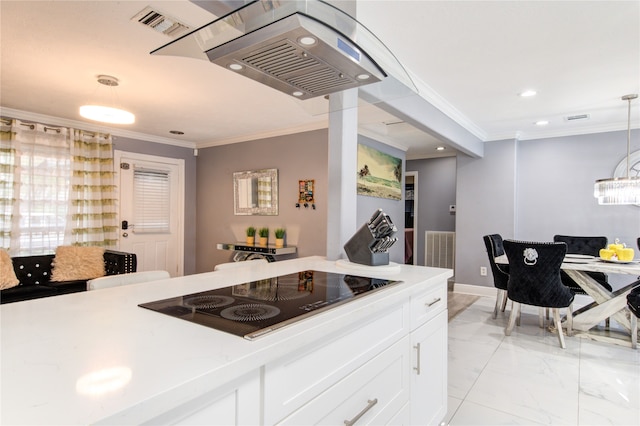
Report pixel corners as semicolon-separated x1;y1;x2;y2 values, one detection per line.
139;271;402;340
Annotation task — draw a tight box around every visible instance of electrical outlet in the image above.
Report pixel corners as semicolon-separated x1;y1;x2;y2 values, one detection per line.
480;266;487;276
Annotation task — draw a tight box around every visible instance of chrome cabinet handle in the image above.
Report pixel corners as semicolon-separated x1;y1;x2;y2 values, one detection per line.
414;342;421;375
344;398;378;426
425;297;442;307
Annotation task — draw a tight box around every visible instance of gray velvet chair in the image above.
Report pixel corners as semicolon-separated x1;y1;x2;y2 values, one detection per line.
483;234;510;318
503;240;574;349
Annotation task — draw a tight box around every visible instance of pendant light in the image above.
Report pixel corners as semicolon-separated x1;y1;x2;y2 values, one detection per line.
79;75;135;125
594;94;639;205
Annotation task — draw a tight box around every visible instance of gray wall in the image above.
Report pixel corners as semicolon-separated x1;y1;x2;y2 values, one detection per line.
356;136;407;264
112;137;198;275
196;129;329;272
456;130;640;289
407;156;457;266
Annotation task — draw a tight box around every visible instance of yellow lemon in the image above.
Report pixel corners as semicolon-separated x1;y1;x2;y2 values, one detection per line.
618;248;635;261
599;249;615;260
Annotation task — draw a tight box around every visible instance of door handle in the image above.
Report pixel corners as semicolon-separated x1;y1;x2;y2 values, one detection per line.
122;232;128;238
414;342;421;375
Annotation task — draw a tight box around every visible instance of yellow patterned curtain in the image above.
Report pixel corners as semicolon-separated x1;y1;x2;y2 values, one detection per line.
0;119;70;255
0;119;16;250
65;130;117;248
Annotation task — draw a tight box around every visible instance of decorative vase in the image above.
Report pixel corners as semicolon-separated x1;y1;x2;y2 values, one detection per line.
275;238;284;247
259;236;268;246
246;236;255;245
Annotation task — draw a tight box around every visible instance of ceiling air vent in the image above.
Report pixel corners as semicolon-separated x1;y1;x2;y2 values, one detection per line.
132;7;190;38
564;113;590;122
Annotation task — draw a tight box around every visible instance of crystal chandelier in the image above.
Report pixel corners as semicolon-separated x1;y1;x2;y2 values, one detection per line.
594;94;640;205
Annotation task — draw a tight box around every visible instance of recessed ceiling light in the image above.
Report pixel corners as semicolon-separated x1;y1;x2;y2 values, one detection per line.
298;36;317;46
436;146;446;151
356;73;370;80
228;63;243;71
519;90;537;97
292;91;304;97
535;120;549;126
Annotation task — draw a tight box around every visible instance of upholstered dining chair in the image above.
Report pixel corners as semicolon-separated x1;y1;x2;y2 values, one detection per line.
87;270;170;290
628;285;640;349
553;235;611;293
503;240;574;349
483;234;510;319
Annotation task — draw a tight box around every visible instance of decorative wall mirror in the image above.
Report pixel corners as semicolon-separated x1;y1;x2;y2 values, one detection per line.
233;168;278;215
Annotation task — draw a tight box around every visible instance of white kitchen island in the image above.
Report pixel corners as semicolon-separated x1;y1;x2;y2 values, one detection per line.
1;256;451;425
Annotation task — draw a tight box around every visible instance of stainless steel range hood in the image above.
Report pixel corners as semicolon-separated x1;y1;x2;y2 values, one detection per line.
205;13;385;100
152;0;413;100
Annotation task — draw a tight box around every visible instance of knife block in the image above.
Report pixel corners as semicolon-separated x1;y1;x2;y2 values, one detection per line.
344;223;389;266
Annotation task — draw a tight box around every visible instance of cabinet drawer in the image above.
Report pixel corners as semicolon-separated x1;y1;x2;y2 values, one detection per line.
278;336;411;425
264;302;409;424
410;285;446;330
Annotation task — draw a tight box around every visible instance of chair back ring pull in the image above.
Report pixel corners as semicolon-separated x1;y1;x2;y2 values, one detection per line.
523;248;538;265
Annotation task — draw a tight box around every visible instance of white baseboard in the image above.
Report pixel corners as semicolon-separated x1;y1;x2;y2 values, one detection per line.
452;283;496;298
453;283;594;310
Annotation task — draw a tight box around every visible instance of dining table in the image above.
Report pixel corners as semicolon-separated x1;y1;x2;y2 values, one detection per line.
495;253;640;347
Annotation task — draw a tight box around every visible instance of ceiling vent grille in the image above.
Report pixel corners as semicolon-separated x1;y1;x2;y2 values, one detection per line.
565;113;590;122
132;7;190;38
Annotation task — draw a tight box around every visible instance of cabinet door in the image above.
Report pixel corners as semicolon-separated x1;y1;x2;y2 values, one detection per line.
278;336;411;425
410;310;447;426
143;370;260;425
264;302;409;424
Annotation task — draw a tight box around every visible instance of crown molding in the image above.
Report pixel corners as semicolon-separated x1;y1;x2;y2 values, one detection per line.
407;71;489;141
195;120;329;148
357;128;409;152
487;122;640;142
0;107;197;148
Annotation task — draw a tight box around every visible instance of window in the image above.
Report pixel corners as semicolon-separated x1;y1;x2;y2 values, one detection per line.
1;119;115;254
1;122;70;255
132;168;170;233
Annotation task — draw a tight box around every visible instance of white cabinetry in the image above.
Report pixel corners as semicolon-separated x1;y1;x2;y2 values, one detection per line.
264;301;409;423
411;310;448;425
141;370;261;426
264;278;448;426
278;336;411;425
409;283;448;425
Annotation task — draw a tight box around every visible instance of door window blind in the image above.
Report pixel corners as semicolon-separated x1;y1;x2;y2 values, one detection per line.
133;168;170;234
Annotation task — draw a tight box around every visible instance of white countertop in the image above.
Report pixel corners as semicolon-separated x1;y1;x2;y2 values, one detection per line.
1;256;452;425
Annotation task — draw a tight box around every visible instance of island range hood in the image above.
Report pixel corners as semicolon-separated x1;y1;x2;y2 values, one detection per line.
153;0;392;100
205;13;386;100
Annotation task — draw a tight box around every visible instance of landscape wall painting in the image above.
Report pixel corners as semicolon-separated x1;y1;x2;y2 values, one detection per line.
357;144;402;200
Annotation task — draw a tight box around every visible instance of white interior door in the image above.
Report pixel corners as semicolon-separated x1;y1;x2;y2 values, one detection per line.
115;150;184;277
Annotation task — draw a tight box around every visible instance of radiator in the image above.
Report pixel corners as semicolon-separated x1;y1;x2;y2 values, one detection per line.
424;231;455;269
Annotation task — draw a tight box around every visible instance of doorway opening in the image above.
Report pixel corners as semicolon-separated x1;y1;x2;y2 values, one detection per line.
405;171;418;265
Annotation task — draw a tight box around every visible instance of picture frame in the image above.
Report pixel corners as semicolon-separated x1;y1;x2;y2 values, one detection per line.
357;144;402;200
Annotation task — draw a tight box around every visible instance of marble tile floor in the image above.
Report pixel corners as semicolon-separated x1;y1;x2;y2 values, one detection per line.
445;294;640;425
